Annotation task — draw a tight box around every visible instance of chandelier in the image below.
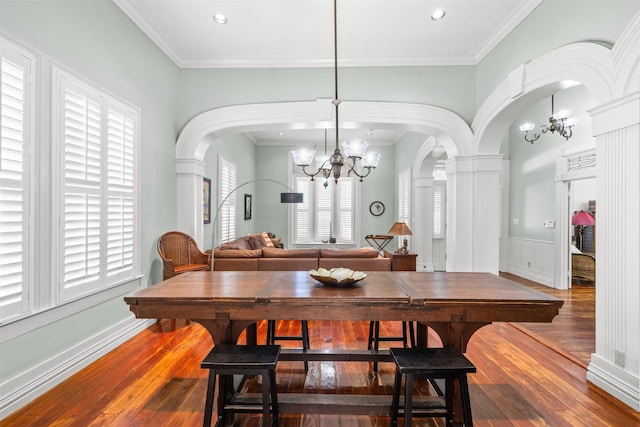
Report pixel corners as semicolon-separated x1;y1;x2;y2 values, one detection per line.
519;95;577;144
291;0;380;186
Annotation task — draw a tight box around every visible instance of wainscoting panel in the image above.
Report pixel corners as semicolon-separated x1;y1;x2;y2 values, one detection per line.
505;237;555;287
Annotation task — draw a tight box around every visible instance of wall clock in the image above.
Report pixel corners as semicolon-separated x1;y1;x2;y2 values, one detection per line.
369;201;385;216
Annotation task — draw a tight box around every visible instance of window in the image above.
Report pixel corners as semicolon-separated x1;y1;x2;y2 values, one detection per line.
0;33;140;327
293;176;355;244
0;39;35;319
433;184;445;238
218;157;236;243
433;164;447;239
397;169;410;248
55;67;138;302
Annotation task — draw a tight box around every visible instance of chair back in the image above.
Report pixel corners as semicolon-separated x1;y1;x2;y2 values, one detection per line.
158;231;202;265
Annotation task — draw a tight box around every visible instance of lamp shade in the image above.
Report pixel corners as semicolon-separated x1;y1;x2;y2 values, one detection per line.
571;210;595;226
281;192;304;203
387;222;413;236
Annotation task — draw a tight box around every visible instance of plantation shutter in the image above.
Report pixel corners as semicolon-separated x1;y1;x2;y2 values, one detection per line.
61;82;102;296
0;48;32;319
295;177;311;242
315;180;332;241
106;107;135;277
219;158;236;243
433;184;445;238
337;177;354;242
56;67;139;301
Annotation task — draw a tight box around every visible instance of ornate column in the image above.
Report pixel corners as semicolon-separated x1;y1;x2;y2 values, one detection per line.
413;176;434;271
586;91;640;410
445;157;474;272
472;155;503;274
175;159;206;247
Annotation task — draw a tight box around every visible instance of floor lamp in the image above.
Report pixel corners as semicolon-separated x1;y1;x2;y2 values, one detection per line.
211;179;303;270
571;210;595;251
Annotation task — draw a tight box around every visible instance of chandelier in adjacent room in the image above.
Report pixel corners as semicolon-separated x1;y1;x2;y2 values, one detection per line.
519;95;577;144
291;0;380;185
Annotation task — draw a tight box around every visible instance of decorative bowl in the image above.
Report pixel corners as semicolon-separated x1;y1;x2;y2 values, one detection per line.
309;267;367;287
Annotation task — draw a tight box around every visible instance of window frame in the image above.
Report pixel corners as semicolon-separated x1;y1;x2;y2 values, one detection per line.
397;168;411;249
217;156;237;244
0;36;37;320
292;174;359;245
0;34;142;340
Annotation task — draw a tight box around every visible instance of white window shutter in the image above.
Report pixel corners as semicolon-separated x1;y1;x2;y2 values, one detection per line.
433;183;446;239
337;178;354;242
315;180;332;241
218;158;236;244
106;108;135;277
55;68;139;302
61;83;102;295
0;47;32;319
295;178;311;242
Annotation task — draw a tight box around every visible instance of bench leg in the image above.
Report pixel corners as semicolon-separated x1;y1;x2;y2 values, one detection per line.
404;373;413;427
269;369;279;427
390;368;402;427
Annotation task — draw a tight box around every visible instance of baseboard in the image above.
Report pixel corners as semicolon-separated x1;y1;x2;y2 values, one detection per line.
505;265;554;287
0;317;153;419
587;354;640;412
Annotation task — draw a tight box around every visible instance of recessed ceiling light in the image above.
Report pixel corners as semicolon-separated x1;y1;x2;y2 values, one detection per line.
213;13;227;24
431;9;446;21
278;132;284;136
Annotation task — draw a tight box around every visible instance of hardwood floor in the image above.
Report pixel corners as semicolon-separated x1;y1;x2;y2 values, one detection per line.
2;274;638;427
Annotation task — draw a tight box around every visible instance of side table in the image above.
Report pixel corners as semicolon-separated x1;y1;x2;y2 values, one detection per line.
384;251;417;271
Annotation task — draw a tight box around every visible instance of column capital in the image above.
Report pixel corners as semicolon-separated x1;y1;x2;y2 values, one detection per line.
176;159;206;176
590;91;640;136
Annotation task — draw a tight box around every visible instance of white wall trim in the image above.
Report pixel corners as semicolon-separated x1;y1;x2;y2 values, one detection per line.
505;237;555;287
588;354;640;411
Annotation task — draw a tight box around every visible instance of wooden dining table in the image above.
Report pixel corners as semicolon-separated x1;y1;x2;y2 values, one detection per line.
125;270;563;426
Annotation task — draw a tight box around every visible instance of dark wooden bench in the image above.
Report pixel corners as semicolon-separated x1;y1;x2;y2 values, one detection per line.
390;347;476;427
201;344;280;427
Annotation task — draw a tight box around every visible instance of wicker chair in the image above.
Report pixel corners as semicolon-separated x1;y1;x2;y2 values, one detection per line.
158;231;211;280
572;253;595;283
157;231;211;330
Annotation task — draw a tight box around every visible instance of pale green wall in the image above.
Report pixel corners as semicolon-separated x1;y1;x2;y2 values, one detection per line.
476;0;640;108
507;85;596;241
0;0;179;386
203;134;257;249
177;66;476;130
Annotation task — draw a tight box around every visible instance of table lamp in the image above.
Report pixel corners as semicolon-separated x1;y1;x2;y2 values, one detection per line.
387;222;413;254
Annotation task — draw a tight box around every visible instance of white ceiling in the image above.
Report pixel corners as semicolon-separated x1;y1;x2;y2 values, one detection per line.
115;0;542;145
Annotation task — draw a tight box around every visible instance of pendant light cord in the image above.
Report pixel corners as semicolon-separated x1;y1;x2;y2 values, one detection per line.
333;0;340;151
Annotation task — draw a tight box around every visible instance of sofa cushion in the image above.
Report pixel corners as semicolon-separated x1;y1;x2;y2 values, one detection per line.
213;258;260;271
261;232;275;247
218;237;252;250
262;248;320;258
213;248;262;258
319;257;391;271
259;258;319;271
320;248;379;258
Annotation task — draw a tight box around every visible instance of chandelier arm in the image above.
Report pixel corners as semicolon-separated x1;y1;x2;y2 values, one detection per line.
301;165;320;180
562;126;573;140
524;130;541;144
